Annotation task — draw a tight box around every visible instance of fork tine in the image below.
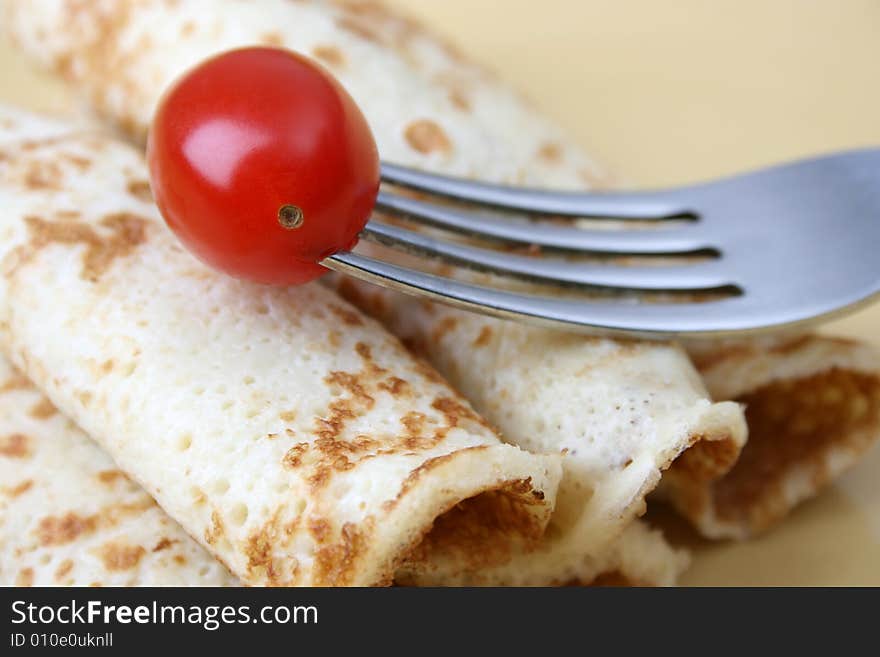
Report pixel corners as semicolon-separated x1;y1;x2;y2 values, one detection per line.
362;221;734;292
376;191;714;255
321;250;755;337
381;162;691;219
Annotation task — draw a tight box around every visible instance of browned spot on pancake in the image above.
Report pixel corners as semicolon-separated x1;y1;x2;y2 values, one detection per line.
23;159;63;189
103;498;156;522
245;511;288;585
335;0;392;16
354;341;371;361
404;119;451;155
412;358;444;384
180;20;196;37
308;517;331;544
279;409;297;423
36;512;98;546
54;52;75;79
260;31;284;47
282;442;310;469
304;332;484;490
399;411;428;449
0;433;30;458
329;303;364;327
29;396;57;419
3;479;33;497
313;521;369;586
448;87;471;111
117;114;142;143
97;541;145;571
96;469;127;486
324;371;376;415
312;45;346;68
61;153;92;170
0;370;31;392
337;15;383;43
473;326;493;347
328;330;341;349
152;537;176;552
431;72;473;112
307;454;355;490
431;316;458;343
54;559;74;581
76;390;92;406
306;360;380;487
18;135;82;152
173;554;187;565
23;212;149;282
384;446;489;511
713;368;880;533
538;142;563;163
378;376;410;396
432;396;487;429
126;179;152;202
35;496;153;548
204;510;225;546
16;568;34;587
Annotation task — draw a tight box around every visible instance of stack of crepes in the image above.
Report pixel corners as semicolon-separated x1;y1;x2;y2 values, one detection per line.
1;0;878;586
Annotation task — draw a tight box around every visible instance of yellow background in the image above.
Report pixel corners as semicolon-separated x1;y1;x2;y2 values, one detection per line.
1;0;879;584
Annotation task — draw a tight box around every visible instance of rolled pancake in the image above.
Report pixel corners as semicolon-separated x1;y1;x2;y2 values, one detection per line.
0;355;237;586
658;335;880;539
2;0;742;584
382;311;738;584
0;105;563;586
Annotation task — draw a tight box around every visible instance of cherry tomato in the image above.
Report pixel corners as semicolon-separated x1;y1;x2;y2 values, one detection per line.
147;47;379;285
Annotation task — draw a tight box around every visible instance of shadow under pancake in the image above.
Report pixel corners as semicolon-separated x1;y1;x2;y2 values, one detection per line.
648;440;880;586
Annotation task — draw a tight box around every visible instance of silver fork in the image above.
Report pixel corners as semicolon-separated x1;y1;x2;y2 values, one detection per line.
321;149;880;339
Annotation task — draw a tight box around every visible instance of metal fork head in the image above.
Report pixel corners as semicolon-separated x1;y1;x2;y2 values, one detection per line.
322;148;880;339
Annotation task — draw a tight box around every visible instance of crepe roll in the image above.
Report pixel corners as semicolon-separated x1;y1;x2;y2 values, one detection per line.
0;354;238;586
0;105;562;586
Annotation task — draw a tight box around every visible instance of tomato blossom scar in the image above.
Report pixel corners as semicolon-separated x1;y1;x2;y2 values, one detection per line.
278;204;304;229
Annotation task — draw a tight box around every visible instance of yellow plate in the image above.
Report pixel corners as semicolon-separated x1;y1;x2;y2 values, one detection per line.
2;0;878;585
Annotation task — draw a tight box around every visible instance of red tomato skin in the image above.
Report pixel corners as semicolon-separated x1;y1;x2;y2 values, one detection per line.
147;47;379;285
